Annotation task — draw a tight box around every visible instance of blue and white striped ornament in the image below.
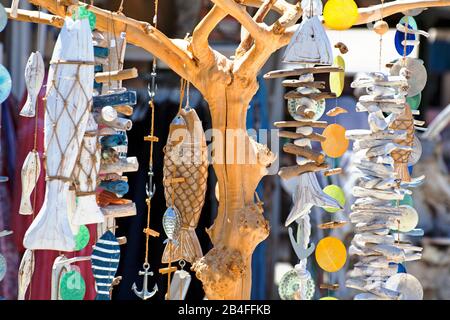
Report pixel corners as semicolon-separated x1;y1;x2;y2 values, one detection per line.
91;231;120;300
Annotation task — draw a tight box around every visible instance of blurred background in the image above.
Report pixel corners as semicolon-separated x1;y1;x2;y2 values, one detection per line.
0;0;450;300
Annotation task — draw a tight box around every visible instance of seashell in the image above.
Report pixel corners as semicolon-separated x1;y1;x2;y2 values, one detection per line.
390;58;427;97
385;273;423;300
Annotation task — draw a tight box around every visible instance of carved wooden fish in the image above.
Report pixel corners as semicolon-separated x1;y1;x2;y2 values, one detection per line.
20;51;44;118
24;18;94;251
18;249;35;300
162;108;208;264
19;150;40;215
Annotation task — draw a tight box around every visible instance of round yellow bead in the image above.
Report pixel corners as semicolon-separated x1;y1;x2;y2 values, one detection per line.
374;20;389;35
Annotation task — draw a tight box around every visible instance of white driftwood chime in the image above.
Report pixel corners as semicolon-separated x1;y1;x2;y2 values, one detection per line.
345;9;428;300
16;11;139;299
265;0;351;300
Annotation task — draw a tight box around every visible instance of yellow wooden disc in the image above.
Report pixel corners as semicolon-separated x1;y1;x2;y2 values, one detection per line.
330;55;345;97
321;124;349;158
315;237;347;272
320;297;339;300
323;0;359;30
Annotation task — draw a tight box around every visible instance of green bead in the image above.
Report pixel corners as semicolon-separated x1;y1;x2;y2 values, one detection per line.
59;270;86;300
323;185;346;213
407;93;421;110
74;225;90;251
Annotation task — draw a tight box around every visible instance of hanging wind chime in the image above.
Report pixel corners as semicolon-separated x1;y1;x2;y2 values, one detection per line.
345;5;427;300
131;0;160;301
264;0;352;300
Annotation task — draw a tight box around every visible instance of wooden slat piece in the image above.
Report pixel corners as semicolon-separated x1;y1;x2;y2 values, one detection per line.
284;91;336;101
282;80;326;89
278;130;326;142
278;163;329;180
264;66;344;79
274;120;328;128
95;67;139;83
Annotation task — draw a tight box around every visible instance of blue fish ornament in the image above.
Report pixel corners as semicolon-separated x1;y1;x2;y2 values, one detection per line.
91;231;121;300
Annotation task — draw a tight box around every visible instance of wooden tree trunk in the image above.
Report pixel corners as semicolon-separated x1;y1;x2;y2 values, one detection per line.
192;78;274;299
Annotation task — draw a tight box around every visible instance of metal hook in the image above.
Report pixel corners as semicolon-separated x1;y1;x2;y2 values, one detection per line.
131;263;158;300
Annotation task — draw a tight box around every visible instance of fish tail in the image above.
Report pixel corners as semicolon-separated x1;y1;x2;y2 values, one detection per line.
95;293;111;300
20;95;36;118
161;237;182;264
394;163;411;182
19;196;33;215
161;228;202;264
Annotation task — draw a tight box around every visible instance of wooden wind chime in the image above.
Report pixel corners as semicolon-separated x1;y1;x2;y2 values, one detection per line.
264;0;355;300
16;2;140;300
345;4;427;300
132;0;159;301
159;78;208;300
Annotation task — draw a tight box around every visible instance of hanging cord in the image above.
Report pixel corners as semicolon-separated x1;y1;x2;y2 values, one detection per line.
28;6;44;300
142;0;160;267
378;0;385;71
178;78;187;113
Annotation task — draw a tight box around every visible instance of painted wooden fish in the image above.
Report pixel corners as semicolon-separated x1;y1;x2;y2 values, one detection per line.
162;108;208;263
18;249;35;300
19;150;40;215
72;113;104;225
91;231;120;300
23;18;94;251
99;180;129;197
20;51;45;118
162;206;182;246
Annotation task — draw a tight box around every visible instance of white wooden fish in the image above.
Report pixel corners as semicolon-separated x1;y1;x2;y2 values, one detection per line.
24;18;94;251
20;51;45;118
72;113;104;225
19;150;40;215
18;249;35;300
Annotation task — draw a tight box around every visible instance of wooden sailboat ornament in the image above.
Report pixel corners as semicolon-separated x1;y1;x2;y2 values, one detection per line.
283;0;332;65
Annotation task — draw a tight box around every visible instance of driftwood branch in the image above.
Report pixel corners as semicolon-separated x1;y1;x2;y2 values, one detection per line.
192;4;227;64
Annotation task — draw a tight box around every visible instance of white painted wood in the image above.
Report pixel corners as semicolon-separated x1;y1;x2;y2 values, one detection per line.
19;150;40;215
23;18;94;251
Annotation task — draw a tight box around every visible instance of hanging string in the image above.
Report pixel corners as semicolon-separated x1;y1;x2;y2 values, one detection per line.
28;6;43;300
378;0;385;71
117;0;125;13
143;0;159;267
178;78;187;113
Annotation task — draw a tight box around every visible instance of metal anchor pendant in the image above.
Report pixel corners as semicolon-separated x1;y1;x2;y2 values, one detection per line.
131;263;158;300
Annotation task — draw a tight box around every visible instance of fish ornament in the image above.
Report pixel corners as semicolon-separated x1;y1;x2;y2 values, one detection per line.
388;105;414;182
18;249;35;300
162;206;182;248
91;231;120;300
20;51;45;118
72;113;104;225
19;150;40;215
283;0;332;65
285;171;341;227
23;17;95;251
161;108;208;264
